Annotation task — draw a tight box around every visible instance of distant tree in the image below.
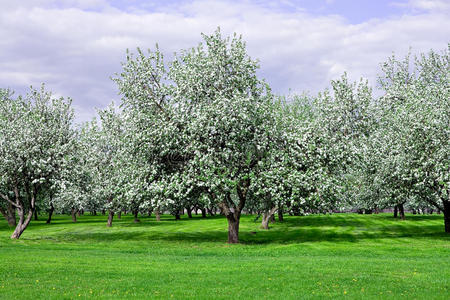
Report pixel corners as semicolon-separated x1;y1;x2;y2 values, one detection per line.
373;45;449;231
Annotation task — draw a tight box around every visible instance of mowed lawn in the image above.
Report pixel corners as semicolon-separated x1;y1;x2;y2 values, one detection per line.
0;213;449;299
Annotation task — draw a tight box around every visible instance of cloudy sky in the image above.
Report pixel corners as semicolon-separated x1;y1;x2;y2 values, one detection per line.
1;0;449;122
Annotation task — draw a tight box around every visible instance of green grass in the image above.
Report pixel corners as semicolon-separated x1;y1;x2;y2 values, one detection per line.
0;213;449;299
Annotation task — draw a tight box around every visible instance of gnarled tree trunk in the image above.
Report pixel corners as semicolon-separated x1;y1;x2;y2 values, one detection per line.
10;186;37;239
11;207;34;239
201;208;207;218
394;205;398;218
186;207;192;218
220;179;249;244
261;207;278;230
227;214;240;243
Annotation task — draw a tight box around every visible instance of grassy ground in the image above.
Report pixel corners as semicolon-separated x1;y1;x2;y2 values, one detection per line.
0;213;449;299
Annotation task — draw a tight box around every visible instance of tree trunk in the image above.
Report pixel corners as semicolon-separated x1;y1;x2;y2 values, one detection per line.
186;207;192;218
443;201;449;233
46;203;54;224
133;210;140;223
34;209;38;221
261;207;278;230
11;207;34;239
155;207;161;221
207;207;215;216
270;214;276;223
365;209;372;214
71;208;77;222
10;186;36;239
412;209;417;215
1;203;16;227
102;209;106;215
175;212;180;220
261;213;270;230
399;203;405;220
93;210;97;216
201;208;207;218
107;210;114;227
7;204;16;227
394;205;398;218
278;206;284;222
117;211;121;219
227;215;240;243
147;209;152;217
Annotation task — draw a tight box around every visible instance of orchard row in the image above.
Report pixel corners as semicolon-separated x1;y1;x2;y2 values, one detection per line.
1;29;448;241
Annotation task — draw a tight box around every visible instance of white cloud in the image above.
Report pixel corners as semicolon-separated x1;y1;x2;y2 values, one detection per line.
392;0;450;12
0;0;448;122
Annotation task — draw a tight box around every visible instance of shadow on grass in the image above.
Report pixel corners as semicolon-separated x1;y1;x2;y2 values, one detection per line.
47;226;449;245
0;214;213;230
39;214;448;245
2;213;448;244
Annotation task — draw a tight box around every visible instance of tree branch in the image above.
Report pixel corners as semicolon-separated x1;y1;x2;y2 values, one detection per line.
0;192;18;208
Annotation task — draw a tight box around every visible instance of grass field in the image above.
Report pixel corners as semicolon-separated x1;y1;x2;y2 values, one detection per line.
0;213;449;299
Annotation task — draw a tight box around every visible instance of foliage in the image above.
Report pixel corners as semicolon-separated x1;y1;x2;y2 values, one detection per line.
0;86;74;237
